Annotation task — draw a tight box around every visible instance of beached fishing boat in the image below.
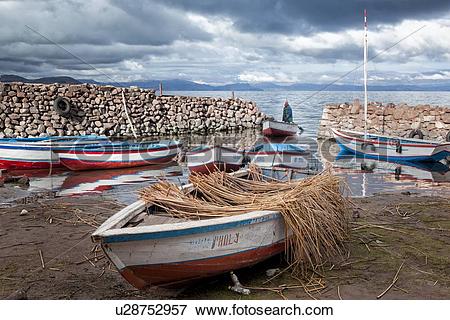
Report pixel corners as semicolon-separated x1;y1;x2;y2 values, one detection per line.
246;143;310;169
186;145;243;174
0;135;108;169
262;120;300;137
92;168;348;288
54;140;182;171
92;170;285;288
332;11;450;162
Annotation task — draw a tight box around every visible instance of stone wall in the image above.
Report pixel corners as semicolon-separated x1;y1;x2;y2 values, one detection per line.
318;100;450;141
0;82;266;138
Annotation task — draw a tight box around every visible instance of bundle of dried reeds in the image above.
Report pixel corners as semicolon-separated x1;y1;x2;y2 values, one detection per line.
139;167;350;272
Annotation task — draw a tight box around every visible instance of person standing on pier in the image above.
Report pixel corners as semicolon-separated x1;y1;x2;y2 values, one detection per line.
282;99;293;123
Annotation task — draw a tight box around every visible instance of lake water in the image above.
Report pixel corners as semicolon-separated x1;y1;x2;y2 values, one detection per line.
2;91;449;204
169;90;450;138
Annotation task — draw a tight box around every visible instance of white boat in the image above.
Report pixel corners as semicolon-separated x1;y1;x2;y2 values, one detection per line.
92;169;286;288
186;145;243;174
262;120;300;137
331;10;450;163
0;135;108;170
332;128;450;162
246;143;311;169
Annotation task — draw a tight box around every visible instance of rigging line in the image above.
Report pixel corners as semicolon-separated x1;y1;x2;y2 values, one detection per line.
24;24;138;137
298;24;427;105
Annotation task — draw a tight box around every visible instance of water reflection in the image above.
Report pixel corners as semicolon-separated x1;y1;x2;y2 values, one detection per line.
3;133;449;201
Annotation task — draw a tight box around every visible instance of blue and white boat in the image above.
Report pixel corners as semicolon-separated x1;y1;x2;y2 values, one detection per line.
332;11;450;163
332;128;450;162
246;143;311;169
0;135;108;169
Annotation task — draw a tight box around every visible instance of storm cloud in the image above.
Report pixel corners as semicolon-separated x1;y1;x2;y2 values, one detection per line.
0;0;449;84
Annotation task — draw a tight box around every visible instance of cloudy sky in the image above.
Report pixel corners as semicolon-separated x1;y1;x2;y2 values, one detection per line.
1;0;450;84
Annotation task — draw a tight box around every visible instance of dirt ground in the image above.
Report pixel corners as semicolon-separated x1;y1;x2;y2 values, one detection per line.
0;188;449;300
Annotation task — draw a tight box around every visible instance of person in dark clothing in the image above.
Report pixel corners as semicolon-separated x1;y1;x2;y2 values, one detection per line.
282;99;293;123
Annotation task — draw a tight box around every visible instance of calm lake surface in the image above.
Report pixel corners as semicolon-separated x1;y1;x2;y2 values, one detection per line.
169;90;450;138
2;91;449;205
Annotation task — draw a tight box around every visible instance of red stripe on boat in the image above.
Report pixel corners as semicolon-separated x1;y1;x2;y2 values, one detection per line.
59;154;177;171
188;162;241;174
262;128;296;137
54;143;180;155
0;160;62;170
118;241;285;289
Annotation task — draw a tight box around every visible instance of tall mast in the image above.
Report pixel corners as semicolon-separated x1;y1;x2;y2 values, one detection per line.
363;9;368;139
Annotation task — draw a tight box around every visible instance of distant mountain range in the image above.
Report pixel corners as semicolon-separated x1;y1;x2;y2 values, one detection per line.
2;74;450;91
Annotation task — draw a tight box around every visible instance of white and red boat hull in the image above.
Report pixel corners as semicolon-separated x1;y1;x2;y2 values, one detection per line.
0;143;61;169
332;128;450;162
94;203;286;288
186;146;243;174
55;143;181;171
262;120;299;137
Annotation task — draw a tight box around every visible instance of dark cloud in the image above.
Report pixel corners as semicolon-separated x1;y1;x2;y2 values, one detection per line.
153;0;450;34
0;0;449;83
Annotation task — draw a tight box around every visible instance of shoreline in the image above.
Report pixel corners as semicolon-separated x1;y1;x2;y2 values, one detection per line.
1;189;448;299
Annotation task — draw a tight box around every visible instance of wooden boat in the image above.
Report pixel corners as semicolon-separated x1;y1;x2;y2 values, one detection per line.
262;120;300;137
92;169;286;288
0;135;108;170
332;11;450;163
246;143;311;169
331;128;450;162
186;145;243;174
54;140;181;171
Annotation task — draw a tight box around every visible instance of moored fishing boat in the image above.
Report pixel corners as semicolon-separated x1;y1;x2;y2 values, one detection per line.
332;11;450;163
332;128;450;162
54;140;182;171
262;120;301;137
186;145;243;174
0;135;108;169
246;143;310;169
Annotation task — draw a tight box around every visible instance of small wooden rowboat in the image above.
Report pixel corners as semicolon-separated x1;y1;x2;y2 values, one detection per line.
0;135;108;170
186;145;243;174
262;120;300;137
246;143;310;169
54;140;182;171
92;169;286;288
331;128;450;162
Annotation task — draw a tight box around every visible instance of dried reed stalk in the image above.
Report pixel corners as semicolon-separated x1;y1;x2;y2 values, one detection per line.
139;166;350;273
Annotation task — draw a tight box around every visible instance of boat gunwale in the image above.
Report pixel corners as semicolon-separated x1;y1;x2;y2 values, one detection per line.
91;169;253;241
331;128;450;147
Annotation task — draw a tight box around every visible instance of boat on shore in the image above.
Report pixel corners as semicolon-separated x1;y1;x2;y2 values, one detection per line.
246;143;311;169
262;120;301;137
92;169;286;288
54;140;182;171
186;145;243;174
0;135;108;169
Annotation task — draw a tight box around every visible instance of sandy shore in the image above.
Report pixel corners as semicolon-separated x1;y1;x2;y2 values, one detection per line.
1;188;449;299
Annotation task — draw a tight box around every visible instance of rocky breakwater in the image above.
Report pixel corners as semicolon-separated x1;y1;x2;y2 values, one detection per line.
318;100;450;142
0;82;266;138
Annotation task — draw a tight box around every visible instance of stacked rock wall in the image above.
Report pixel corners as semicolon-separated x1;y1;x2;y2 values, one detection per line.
318;101;450;141
0;82;266;138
